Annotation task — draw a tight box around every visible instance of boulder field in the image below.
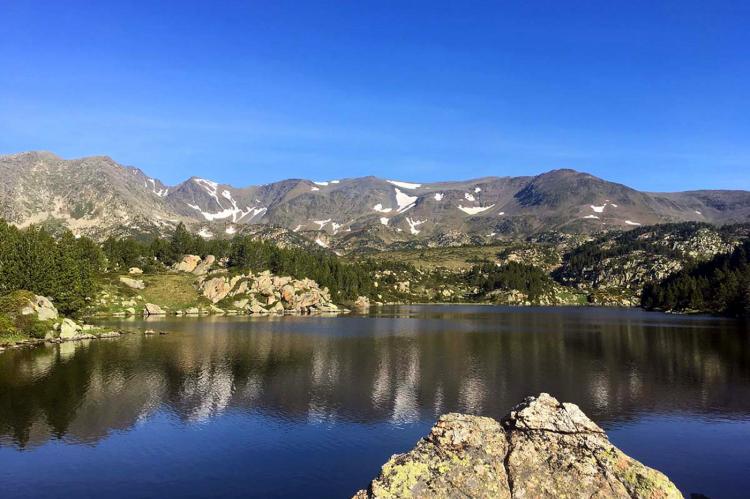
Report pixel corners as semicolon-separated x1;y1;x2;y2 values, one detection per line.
0;291;121;350
162;254;346;316
354;393;681;498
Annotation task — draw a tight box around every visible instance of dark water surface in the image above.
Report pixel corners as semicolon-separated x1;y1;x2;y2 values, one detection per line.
1;306;749;498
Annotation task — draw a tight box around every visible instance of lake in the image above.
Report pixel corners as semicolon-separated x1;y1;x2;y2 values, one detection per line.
1;306;749;498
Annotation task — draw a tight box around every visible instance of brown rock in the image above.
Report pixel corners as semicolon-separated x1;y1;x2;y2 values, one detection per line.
354;296;370;310
192;255;216;275
173;254;202;273
202;277;232;303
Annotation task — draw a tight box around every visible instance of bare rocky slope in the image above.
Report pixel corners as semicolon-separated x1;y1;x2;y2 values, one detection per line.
2;151;748;249
354;393;682;498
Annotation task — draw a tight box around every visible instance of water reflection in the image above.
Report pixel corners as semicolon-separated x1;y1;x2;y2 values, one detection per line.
1;306;749;449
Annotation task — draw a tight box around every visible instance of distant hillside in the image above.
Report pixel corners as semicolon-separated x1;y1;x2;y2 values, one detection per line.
1;151;749;250
642;239;750;316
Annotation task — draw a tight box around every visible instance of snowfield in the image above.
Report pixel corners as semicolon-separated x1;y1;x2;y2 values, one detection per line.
387;180;421;189
394;188;418;213
458;204;495;215
405;217;425;235
373;203;392;213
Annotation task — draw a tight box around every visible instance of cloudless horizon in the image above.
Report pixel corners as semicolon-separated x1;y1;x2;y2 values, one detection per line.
1;0;748;191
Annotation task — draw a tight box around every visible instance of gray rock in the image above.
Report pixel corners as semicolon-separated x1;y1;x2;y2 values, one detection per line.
59;318;82;339
143;303;166;316
232;298;249;309
209;305;225;315
20;294;59;321
119;276;145;289
354;393;682;499
128;267;143;275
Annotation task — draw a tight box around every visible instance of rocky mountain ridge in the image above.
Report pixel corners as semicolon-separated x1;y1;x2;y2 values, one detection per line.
2;151;748;250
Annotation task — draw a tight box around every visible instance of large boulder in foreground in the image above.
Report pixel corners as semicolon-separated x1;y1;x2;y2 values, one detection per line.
354;393;681;499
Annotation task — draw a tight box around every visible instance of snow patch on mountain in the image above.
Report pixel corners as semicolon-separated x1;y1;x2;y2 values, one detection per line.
380;217;390;226
315;238;328;248
373;203;392;213
388;180;421;189
313;219;332;230
458;204;495;215
194;178;218;190
198;227;214;238
625;220;641;226
186;178;265;222
395;188;418;213
434;192;444;201
405;217;425;235
591;204;606;213
474;187;481;193
147;178;168;197
225;226;237;234
313;181;329;186
311;186;320;191
464;193;476;202
583;214;599;219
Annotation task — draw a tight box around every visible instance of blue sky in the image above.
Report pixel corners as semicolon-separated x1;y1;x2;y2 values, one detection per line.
1;1;748;190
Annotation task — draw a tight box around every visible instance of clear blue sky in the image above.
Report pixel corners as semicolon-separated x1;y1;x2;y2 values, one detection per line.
1;1;748;190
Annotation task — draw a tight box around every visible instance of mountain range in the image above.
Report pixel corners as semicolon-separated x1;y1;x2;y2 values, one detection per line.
2;151;749;252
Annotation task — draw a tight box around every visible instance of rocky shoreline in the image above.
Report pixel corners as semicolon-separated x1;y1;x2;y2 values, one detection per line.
95;254;355;318
0;292;143;354
354;393;682;498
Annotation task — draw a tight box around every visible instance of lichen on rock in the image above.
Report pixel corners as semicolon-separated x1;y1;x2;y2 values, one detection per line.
354;393;682;498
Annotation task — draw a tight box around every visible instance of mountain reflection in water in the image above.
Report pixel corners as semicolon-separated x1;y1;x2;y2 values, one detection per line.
1;306;749;498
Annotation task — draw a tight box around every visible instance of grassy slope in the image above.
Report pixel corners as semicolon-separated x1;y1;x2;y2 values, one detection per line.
359;245;509;270
92;272;208;315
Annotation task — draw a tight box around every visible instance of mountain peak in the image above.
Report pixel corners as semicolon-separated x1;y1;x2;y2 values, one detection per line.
1;151;748;244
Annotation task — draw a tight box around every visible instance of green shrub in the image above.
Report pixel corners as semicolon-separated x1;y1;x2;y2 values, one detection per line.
0;290;36;315
0;313;17;335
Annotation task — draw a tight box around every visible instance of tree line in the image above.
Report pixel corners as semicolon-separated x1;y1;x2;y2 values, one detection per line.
642;239;750;316
1;221;375;314
0;221;102;315
467;261;554;301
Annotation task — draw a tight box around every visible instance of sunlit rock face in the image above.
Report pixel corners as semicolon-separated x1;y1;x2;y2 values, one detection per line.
354;393;682;499
3;152;750;247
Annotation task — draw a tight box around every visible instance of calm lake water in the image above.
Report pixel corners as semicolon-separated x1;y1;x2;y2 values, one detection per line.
1;305;749;498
